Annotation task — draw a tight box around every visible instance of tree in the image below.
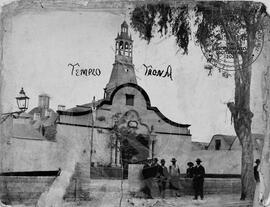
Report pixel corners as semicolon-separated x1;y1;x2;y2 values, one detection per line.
130;1;267;200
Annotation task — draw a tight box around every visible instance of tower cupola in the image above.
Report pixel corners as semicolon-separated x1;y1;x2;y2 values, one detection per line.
104;21;137;99
115;20;133;64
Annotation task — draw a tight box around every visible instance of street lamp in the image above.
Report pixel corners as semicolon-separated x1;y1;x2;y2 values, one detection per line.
1;87;30;124
15;87;29;112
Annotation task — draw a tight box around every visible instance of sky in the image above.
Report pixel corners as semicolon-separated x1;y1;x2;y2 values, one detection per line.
1;4;266;142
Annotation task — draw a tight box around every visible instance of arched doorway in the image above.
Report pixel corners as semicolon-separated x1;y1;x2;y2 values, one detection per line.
110;110;152;178
120;133;150;178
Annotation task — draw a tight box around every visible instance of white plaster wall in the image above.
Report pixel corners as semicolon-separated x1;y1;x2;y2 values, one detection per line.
154;134;192;173
189;149;261;174
190;150;241;174
57;124;111;166
3;138;58;172
110;86;190;134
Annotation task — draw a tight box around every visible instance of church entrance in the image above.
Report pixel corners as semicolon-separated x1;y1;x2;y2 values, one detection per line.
111;110;152;178
121;134;150;178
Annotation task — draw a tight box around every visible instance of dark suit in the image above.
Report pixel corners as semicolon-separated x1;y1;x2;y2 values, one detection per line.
142;163;153;198
157;165;169;198
186;167;194;178
254;165;260;182
193;164;205;199
142;163;158;198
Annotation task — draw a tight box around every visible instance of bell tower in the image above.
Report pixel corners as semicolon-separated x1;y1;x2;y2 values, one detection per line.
115;21;133;64
104;21;137;99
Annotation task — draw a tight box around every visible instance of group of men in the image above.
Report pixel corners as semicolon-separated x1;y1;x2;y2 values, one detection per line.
141;157;205;200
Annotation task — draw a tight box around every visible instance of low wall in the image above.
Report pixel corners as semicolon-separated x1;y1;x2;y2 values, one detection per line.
0;176;56;205
90;167;122;179
63;163;123;201
128;164;241;197
2;138;59;172
73;162;123;179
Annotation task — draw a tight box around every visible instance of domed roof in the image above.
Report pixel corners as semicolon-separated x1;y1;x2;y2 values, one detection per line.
115;21;132;41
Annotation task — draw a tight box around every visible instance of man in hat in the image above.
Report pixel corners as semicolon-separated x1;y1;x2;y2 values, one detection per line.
186;162;194;178
254;159;260;183
142;160;154;199
169;158;181;197
151;158;161;177
151;158;162;195
157;159;169;198
193;158;205;200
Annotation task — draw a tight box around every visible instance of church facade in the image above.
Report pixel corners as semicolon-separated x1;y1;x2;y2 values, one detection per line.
57;21;192;170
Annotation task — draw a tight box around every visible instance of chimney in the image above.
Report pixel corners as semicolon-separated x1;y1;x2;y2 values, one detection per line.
58;105;66;111
38;94;50;109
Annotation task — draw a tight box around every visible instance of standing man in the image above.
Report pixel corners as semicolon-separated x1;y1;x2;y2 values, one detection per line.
158;159;169;198
151;158;161;194
142;160;153;199
254;159;260;183
169;158;181;197
151;158;161;177
193;158;205;200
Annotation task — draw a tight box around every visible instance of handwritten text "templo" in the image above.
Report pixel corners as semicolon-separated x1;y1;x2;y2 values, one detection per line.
68;63;101;77
143;64;173;81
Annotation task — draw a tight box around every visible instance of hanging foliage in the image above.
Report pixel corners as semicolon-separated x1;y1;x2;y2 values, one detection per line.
130;1;267;201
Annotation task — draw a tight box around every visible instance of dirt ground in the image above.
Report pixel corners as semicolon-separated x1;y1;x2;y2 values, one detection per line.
9;193;251;207
9;179;251;207
62;193;251;207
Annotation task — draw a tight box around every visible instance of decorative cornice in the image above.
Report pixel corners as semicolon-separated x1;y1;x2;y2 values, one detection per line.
57;110;91;116
57;122;112;130
155;131;192;136
57;83;191;128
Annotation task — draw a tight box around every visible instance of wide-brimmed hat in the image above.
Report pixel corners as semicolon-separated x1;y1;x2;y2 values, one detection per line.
255;159;260;164
171;158;177;162
187;162;194;166
196;158;202;163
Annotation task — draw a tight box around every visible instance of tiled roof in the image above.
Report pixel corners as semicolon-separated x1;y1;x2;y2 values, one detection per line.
65;99;104;113
208;134;236;149
221;135;236;146
28;107;58;126
12;108;58;141
208;133;264;150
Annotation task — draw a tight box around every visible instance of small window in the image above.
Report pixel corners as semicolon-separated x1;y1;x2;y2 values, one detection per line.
126;94;134;106
215;139;221;150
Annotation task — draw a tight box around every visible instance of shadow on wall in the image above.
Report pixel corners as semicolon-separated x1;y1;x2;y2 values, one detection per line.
36;127;87;207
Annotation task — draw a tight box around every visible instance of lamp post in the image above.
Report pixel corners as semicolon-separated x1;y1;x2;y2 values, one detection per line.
1;87;29;121
15;87;29;112
90;96;95;165
89;96;96;168
1;88;30;125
